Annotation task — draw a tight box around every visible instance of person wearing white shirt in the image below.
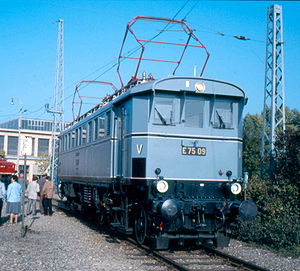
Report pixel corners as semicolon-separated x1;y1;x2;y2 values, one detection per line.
26;176;40;215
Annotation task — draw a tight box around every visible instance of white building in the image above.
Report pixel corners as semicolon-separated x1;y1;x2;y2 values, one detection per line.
0;118;60;181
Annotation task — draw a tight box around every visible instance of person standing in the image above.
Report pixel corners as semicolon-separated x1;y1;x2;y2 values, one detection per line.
41;176;54;216
37;174;46;214
6;175;22;224
26;176;40;215
0;175;7;225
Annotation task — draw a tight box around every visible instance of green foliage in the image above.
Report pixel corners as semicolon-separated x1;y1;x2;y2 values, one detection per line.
36;152;50;175
233;176;300;250
275;129;300;188
243;114;262;175
234;108;300;252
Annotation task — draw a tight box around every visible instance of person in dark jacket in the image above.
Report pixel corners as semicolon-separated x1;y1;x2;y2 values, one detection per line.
37;174;47;214
41;176;54;216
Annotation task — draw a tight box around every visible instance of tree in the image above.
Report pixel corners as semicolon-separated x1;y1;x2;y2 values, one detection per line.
243;113;262;176
35;152;50;175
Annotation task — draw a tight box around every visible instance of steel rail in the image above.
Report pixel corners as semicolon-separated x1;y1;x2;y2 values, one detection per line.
203;244;271;271
125;237;191;271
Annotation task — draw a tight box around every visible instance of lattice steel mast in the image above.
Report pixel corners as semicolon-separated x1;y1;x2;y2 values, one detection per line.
261;5;285;169
49;19;64;181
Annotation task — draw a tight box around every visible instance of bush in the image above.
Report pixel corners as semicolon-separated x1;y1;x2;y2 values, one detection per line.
232;175;300;251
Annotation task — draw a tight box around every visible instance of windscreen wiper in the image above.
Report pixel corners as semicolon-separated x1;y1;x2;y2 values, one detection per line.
155;107;167;125
216;110;226;129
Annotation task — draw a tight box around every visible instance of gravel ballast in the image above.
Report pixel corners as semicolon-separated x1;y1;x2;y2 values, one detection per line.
0;205;299;271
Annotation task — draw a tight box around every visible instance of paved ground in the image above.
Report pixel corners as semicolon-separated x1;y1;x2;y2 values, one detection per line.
0;202;168;271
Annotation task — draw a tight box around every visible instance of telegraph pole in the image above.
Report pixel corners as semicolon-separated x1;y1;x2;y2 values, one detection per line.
261;4;285;176
48;19;64;182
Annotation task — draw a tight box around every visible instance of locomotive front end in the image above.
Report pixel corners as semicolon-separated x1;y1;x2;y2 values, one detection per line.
148;174;257;249
138;77;257;249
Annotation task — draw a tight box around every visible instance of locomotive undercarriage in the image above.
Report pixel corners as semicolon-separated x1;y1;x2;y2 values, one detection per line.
58;179;256;249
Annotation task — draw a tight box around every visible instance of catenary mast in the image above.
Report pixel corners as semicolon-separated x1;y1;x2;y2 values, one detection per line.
49;19;64;181
261;4;285;174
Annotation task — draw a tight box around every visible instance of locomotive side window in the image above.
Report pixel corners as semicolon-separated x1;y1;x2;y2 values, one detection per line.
78;127;82;146
106;111;111;136
154;96;175;125
82;125;87;144
63;135;67;151
0;135;4;150
184;97;205;128
71;131;76;147
212;100;233;129
68;134;70;149
94;118;98;140
98;115;105;137
88;121;93;143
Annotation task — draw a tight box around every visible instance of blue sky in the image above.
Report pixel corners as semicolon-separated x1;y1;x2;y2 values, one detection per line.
1;0;299;122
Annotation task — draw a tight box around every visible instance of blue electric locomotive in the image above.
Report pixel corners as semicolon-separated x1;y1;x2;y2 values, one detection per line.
57;16;257;249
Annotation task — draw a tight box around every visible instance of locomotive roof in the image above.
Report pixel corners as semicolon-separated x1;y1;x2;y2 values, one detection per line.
115;76;245;101
64;76;245;133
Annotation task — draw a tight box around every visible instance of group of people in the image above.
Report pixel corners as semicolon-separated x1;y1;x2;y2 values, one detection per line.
0;174;54;225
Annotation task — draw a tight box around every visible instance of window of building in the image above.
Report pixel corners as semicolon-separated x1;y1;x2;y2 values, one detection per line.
88;121;93;143
0;135;4;151
154;96;175;125
38;138;49;156
7;136;18;155
212;100;233;129
184;97;205;128
31;138;35;156
19;165;29;174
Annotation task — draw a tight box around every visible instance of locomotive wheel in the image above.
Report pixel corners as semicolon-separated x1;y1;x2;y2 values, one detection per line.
134;207;147;245
96;209;106;227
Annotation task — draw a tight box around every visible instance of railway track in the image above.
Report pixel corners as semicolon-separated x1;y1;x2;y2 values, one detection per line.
53;198;270;271
124;237;271;271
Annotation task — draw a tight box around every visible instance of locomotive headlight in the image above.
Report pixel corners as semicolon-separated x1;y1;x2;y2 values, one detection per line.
156;180;169;193
195;81;205;93
230;183;242;195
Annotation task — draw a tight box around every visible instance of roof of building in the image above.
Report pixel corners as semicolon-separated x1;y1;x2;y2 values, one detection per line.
0;118;64;132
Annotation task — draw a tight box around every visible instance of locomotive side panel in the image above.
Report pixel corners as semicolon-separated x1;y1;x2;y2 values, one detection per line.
59;109;113;182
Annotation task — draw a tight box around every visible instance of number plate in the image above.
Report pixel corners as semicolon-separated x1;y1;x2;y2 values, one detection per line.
181;146;206;156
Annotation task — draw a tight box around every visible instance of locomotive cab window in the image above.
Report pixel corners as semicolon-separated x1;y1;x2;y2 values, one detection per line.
184;96;205;128
153;95;175;125
212;100;233;129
